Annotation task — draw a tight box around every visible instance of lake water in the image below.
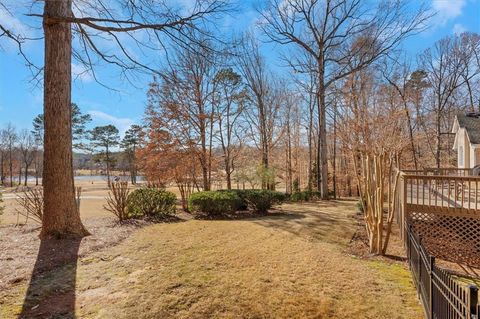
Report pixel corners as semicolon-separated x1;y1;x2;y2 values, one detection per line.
25;175;145;182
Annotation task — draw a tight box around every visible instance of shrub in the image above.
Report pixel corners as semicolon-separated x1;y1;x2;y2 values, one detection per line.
189;191;242;216
127;188;176;218
290;190;322;202
104;181;130;222
290;191;308;202
16;187;43;224
244;190;285;213
217;189;248;210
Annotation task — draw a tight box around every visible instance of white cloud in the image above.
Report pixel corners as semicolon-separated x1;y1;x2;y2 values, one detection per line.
453;23;467;34
72;63;93;82
432;0;467;25
0;5;27;35
88;110;134;137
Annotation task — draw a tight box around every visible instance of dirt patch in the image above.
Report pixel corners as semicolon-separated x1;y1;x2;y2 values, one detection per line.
0;217;147;293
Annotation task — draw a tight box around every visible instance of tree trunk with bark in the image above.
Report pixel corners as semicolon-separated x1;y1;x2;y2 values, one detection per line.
317;67;329;199
41;0;89;238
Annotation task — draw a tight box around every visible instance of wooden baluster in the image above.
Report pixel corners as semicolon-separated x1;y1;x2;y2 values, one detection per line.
415;177;420;205
428;178;431;207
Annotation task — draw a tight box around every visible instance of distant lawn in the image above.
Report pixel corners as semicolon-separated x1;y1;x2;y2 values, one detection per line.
1;201;423;318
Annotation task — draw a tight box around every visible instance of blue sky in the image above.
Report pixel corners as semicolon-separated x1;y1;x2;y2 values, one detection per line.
0;0;479;137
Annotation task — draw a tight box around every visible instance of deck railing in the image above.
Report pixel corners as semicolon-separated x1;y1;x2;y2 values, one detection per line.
395;169;480;267
395;168;480;318
404;174;480;211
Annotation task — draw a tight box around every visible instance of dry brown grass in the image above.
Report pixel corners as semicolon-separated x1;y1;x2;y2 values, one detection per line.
0;200;422;318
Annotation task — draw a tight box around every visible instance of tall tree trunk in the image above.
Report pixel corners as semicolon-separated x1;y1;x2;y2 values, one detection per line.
307;100;314;191
332;106;337;200
131;145;136;185
41;0;89;238
0;152;4;185
435;111;441;168
317;71;329;200
24;162;29;186
106;145;111;187
226;169;232;190
35;158;39;186
403;103;418;169
9;149;13;187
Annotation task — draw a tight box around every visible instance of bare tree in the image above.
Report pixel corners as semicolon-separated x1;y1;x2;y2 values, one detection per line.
2;0;230;237
148;39;219;191
382;58;419;169
236;35;283;189
213;68;245;189
1;124;18;187
457;32;480;111
259;0;430;199
420;36;467;167
0;130;6;186
18;129;35;186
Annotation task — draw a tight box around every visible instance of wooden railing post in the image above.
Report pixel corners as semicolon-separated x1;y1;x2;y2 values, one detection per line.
469;284;478;319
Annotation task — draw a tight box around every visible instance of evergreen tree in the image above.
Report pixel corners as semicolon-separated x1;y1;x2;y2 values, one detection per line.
90;125;120;187
31;103;92;149
121;125;142;184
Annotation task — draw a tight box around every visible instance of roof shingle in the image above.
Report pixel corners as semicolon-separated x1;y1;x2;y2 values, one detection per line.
457;113;480;145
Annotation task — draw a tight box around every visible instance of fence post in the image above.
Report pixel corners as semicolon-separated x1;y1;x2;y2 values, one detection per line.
469;284;478;319
429;256;435;319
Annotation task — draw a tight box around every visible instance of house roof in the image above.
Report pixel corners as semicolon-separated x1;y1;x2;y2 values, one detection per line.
456;113;480;145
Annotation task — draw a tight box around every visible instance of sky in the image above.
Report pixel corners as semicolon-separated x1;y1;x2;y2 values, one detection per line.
0;0;479;138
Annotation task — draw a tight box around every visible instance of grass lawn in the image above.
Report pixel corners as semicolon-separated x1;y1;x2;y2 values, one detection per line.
0;200;423;318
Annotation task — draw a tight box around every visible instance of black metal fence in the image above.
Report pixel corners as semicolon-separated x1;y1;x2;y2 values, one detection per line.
406;225;479;319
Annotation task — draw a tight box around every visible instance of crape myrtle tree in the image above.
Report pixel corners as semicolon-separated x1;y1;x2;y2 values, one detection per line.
258;0;431;199
90;125;120;187
0;0;231;238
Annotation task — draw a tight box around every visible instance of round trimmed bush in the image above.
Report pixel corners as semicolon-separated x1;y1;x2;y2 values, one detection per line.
244;190;286;213
189;191;242;216
217;189;248;210
127;188;176;218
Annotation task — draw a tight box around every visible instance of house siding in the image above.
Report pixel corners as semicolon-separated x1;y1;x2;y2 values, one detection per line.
459;128;471;168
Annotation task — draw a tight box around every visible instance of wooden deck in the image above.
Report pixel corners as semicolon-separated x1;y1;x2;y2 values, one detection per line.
395;169;480;268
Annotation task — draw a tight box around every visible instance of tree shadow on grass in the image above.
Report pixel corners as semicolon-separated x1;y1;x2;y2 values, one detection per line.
249;203;358;244
19;238;82;319
192;210;306;221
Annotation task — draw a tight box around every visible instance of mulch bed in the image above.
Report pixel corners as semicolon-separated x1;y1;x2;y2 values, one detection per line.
346;211;408;264
347;211;480;279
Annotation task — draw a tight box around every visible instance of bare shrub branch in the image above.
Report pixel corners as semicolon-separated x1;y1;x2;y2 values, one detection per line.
104;181;130;222
16;187;43;225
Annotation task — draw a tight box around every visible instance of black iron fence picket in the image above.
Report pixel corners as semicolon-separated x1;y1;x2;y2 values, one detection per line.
406;225;479;319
